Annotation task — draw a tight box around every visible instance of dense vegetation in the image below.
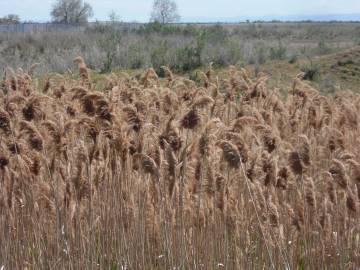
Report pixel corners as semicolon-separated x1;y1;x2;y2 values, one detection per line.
1;22;359;74
0;59;359;269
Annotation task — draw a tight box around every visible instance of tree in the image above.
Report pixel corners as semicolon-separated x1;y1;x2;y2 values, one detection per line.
150;0;180;24
51;0;93;24
0;14;20;24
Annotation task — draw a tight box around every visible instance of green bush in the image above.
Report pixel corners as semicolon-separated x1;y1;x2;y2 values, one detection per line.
174;45;202;72
254;45;267;65
227;38;243;64
301;61;320;81
288;55;298;64
269;41;287;60
243;23;259;38
150;41;170;73
182;24;199;36
337;59;354;66
173;33;204;72
135;22;190;36
316;39;331;55
98;31;121;73
200;24;229;43
128;44;145;69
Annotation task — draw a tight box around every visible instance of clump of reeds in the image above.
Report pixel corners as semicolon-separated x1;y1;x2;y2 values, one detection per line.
0;64;359;270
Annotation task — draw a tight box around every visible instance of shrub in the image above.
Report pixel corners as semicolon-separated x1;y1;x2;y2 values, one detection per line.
135;21;185;35
128;44;146;69
200;24;229;43
174;45;202;72
173;33;204;72
301;61;320;81
182;24;198;36
85;21;113;34
337;59;354;67
316;39;332;55
269;41;287;60
288;55;298;64
222;38;243;66
255;45;267;65
98;31;121;73
243;23;259;38
150;41;170;73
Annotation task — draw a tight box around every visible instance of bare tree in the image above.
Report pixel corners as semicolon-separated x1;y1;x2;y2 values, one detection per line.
51;0;93;24
109;10;121;23
150;0;180;24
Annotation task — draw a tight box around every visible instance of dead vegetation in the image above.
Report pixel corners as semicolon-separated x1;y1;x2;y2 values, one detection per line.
0;60;359;269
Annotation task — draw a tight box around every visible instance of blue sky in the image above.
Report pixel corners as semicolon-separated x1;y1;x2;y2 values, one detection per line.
0;0;360;22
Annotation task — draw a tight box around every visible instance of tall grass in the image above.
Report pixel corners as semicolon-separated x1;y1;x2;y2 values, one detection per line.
0;61;359;269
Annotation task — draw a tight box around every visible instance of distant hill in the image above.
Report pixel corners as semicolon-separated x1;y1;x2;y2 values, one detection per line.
182;13;360;23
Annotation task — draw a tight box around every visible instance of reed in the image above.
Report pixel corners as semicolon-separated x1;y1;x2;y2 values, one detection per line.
0;63;359;269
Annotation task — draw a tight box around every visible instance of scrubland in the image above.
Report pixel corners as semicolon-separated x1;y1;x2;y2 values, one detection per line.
1;22;359;74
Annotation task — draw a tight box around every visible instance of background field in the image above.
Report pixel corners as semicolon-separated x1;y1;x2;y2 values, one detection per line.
2;21;360;97
1;22;360;80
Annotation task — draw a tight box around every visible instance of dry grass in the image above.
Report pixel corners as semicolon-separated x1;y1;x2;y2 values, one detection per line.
0;60;360;269
252;46;360;94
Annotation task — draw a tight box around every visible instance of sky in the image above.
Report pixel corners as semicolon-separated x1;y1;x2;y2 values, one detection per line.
0;0;360;22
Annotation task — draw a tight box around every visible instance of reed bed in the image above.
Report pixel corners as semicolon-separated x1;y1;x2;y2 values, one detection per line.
0;60;359;269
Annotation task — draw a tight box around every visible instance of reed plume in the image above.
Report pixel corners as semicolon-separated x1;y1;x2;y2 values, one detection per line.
216;140;241;169
74;56;90;87
0;64;359;270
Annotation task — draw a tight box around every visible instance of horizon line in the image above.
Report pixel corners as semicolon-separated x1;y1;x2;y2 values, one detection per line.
5;19;360;24
2;12;360;24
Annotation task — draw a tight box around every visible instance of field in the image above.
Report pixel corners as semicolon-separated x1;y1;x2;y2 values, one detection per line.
1;49;360;269
1;22;360;75
253;45;360;94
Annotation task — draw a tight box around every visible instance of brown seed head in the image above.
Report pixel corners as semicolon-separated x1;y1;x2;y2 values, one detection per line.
329;159;348;189
216;140;241;169
181;108;200;130
288;151;303;176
